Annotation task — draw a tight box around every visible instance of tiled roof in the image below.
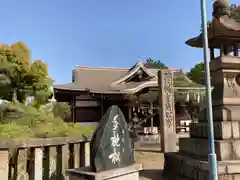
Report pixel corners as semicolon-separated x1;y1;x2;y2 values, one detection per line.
54;61;204;94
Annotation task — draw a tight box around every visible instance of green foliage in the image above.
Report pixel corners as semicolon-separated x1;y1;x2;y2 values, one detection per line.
187;62;205;85
66;123;94;137
11;42;31;73
0;42;53;104
52;102;71;120
39;102;71;121
0;41;93;140
144;58;168;69
0;102;94;139
0;123;34;140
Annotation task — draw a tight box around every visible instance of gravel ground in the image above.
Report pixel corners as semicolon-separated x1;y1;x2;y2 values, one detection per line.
135;151;164;180
131;133;189;179
133;133;189;180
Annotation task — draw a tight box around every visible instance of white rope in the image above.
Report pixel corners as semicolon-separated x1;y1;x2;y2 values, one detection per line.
185;92;190;102
197;93;200;103
174;89;207;103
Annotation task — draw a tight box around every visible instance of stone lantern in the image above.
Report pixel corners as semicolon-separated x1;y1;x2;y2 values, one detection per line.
163;1;240;179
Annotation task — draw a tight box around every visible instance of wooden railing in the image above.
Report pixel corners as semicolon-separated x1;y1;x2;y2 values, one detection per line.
0;137;91;180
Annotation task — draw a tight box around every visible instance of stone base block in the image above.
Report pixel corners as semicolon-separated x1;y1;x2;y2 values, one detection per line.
190;121;240;139
163;152;240;180
199;105;240;122
66;164;142;180
179;138;240;161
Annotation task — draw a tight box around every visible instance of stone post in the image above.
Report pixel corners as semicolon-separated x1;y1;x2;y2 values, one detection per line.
158;70;176;152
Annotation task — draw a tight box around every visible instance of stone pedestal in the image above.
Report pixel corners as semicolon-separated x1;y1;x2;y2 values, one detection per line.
163;152;240;180
163;55;240;180
66;164;142;180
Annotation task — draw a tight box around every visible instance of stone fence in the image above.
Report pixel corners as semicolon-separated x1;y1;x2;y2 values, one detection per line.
0;137;91;180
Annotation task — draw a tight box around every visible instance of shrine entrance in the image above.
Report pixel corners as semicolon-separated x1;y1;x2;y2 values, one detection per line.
54;61;204;153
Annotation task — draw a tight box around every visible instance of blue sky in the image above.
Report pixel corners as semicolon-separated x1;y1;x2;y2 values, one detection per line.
0;0;239;84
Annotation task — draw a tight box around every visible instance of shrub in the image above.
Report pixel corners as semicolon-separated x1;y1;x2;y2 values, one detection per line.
0;123;34;139
0;102;94;139
66;123;95;137
52;102;71;120
33;119;69;138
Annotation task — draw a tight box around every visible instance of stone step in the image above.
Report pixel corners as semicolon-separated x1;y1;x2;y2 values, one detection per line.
190;121;240;140
179;138;240;161
163;152;240;180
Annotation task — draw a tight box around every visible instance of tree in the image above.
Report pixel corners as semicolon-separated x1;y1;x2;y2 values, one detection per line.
0;44;22;101
29;60;53;108
0;42;53;104
11;42;31;72
144;58;168;69
0;57;16;100
187;62;205;85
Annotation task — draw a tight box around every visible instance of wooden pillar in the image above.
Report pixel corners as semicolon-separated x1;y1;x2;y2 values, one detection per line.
220;44;224;56
128;106;132;122
149;103;153;133
158;70;176;152
72;96;76;122
100;94;104;117
234;44;239;56
223;46;228;55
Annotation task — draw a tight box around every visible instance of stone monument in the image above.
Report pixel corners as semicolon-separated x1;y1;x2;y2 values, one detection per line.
163;0;240;179
67;105;142;180
90;105;134;172
158;69;177;153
